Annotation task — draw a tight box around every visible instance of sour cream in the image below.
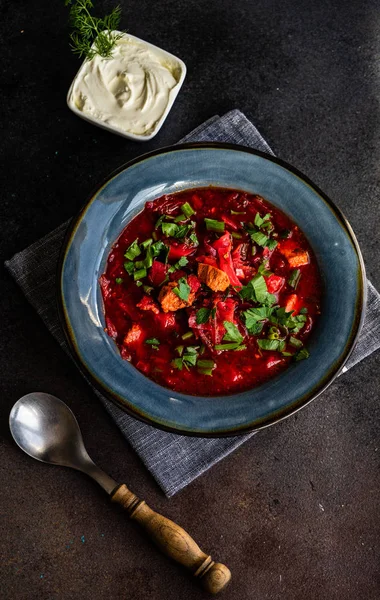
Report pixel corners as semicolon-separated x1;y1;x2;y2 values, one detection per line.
68;34;185;138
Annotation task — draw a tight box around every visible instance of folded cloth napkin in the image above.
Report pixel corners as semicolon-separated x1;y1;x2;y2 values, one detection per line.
5;110;380;497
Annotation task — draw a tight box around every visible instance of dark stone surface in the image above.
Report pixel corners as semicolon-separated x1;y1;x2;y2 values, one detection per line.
1;1;379;598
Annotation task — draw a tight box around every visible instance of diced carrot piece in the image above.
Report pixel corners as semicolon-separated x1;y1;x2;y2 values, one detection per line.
137;295;160;315
279;241;309;267
123;323;143;346
158;282;196;312
197;263;230;292
284;294;298;314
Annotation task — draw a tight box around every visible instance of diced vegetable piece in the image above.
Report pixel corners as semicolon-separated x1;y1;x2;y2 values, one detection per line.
204;218;225;232
284;294;298;314
197;263;230;292
124;239;141;260
182;202;196;217
137;295;160;315
288;269;301;289
279;240;309;267
265;274;285;294
150;260;168;286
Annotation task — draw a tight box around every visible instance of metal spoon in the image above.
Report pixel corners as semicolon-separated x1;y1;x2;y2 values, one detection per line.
9;392;231;594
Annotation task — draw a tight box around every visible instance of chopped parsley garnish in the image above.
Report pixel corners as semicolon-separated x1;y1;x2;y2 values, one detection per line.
257;339;286;351
295;347;310;361
115;277;123;284
124;239;141;260
189;232;199;246
173;278;191;302
171;346;199;370
240;274;270;304
257;262;272;276
181;331;194;340
242;306;274;334
288;269;301;289
223;321;244;344
214;321;246;351
168;256;189;273
151;240;170;262
299;307;308;314
145;338;160;350
141;238;153;249
204;218;225;232
197;359;216;376
196;307;212;325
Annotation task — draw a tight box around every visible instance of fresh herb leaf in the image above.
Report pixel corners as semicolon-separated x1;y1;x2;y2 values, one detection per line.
168;256;189;273
115;277;123;284
243;306;274;333
124;239;141;260
204;218;225;232
196;308;211;325
65;0;124;60
223;321;244;344
288;269;301;289
295;347;310;361
141;238;153;249
289;336;303;348
162;222;179;237
257;262;272;276
151;240;170;263
172;278;191;302
257;339;286;351
189;232;199;246
299;307;308;314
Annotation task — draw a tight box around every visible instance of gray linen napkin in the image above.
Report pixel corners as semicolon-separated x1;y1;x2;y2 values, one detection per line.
5;110;380;497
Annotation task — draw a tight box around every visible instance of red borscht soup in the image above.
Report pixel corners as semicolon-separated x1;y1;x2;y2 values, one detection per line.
100;187;321;396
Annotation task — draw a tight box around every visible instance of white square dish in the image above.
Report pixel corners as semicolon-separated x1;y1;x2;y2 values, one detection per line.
67;32;186;141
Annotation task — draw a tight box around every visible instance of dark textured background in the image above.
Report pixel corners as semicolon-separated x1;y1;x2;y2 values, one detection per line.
1;1;379;599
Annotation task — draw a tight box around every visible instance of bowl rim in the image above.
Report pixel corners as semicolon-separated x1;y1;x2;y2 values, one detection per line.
57;142;367;437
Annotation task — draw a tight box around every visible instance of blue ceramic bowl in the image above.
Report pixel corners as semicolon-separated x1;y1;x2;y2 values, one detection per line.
58;143;366;436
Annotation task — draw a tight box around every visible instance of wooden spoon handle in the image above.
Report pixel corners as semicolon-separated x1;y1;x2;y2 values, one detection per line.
111;484;231;594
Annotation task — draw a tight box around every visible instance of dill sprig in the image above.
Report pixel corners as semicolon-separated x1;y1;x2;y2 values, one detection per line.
65;0;124;60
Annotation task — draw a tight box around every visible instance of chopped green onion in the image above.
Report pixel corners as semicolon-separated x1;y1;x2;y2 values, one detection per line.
289;336;303;348
266;239;278;250
231;210;245;215
115;277;123;284
174;213;187;223
134;260;145;269
134;268;147;281
189;232;199;246
250;230;269;247
288;269;301;289
182;202;196;217
215;342;246;351
197;359;215;369
199;344;206;355
144;246;153;269
299;307;308;314
181;331;194;340
123;261;135;275
198;368;214;376
231;232;243;239
124;239;141;260
135;280;143;287
152;231;158;241
141;238;153;249
204;218;225;232
162;222;179;237
175;345;184;356
254;212;271;228
282;351;294;357
143;285;154;294
145;338;160;346
251;245;257;256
